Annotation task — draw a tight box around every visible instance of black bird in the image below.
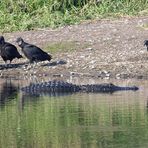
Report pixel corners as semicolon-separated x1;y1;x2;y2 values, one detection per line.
144;40;148;51
16;37;52;63
0;36;23;64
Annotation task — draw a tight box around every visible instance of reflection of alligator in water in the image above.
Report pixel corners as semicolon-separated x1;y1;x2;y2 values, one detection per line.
21;80;139;95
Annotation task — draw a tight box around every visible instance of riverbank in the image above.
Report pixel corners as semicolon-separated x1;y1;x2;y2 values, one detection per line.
1;16;148;79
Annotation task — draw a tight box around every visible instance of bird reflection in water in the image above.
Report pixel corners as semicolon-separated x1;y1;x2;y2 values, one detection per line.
0;79;18;106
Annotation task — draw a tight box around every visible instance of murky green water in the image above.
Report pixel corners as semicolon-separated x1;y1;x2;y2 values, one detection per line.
0;78;148;148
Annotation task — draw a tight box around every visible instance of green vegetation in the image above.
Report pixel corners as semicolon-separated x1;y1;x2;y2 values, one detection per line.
45;41;89;53
0;0;147;32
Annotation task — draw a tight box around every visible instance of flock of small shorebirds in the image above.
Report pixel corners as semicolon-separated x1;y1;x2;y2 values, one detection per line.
0;35;148;66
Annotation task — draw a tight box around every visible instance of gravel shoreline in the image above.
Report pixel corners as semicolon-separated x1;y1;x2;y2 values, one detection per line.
1;16;148;80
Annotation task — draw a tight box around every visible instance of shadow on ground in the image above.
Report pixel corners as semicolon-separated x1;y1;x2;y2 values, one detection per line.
0;60;67;70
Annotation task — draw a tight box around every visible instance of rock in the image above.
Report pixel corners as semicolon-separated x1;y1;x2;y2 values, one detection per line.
53;74;63;77
116;73;130;79
56;60;67;65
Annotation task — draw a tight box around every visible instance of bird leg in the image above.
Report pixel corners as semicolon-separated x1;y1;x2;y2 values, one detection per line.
4;61;8;68
8;60;13;68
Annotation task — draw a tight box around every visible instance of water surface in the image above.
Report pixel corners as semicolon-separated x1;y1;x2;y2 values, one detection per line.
0;78;148;148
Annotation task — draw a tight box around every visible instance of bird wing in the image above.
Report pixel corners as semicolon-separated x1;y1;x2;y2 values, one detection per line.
2;45;13;56
4;44;20;57
23;44;46;54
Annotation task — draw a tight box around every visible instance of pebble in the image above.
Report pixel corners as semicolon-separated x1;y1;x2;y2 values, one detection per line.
53;74;63;77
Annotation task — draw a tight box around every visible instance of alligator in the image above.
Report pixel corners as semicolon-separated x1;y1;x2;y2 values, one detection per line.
21;80;139;96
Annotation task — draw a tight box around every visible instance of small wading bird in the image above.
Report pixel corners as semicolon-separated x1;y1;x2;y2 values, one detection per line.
16;37;52;63
0;36;23;65
144;40;148;51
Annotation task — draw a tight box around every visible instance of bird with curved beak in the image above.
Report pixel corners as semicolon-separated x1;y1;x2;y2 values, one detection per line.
16;37;52;63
